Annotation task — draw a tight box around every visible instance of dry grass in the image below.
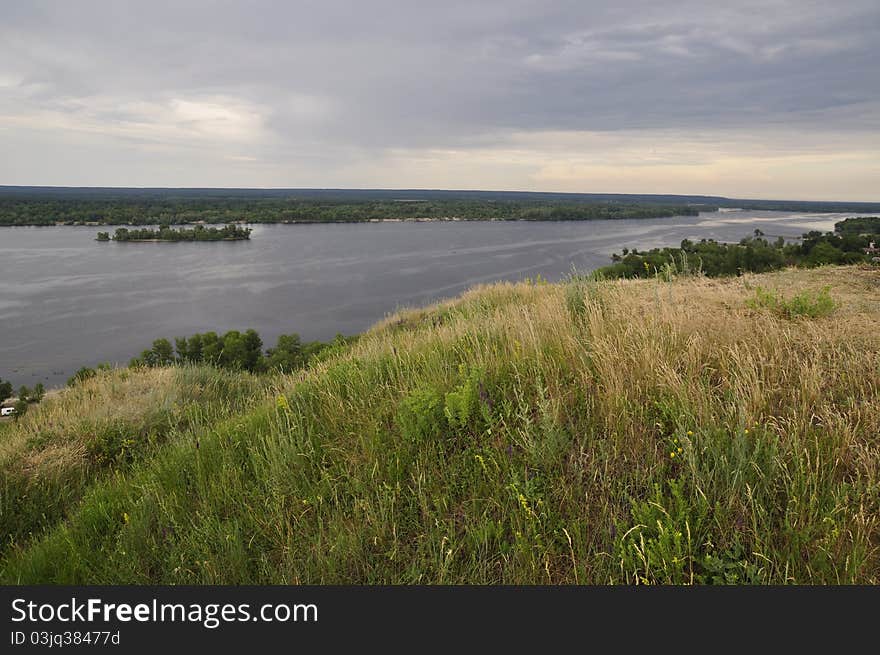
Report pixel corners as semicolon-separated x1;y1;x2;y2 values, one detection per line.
0;367;176;475
0;365;267;559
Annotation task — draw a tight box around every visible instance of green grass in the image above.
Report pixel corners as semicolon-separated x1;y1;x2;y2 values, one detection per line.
747;285;837;319
1;266;878;584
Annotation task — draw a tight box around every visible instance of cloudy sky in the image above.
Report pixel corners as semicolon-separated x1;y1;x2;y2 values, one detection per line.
1;0;878;199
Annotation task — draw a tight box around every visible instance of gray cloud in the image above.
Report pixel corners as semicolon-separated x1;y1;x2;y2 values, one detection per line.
1;1;878;197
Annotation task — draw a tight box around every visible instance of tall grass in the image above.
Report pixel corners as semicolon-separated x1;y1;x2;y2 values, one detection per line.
1;265;878;584
0;366;267;560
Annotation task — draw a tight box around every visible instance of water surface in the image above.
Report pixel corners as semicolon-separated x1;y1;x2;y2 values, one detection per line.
0;210;868;385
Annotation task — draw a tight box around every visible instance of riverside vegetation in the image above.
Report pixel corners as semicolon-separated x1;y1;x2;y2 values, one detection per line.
595;217;880;279
0;380;46;420
96;224;251;242
5;186;880;227
1;263;878;584
67;331;356;384
1;192;705;226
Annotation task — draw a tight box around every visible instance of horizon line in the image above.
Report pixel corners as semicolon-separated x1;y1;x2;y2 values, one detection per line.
2;185;879;205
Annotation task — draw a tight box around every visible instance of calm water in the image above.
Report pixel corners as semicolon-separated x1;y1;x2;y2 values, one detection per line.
0;210;868;386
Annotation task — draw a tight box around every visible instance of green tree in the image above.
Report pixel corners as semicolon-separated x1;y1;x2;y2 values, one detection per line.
805;241;845;266
201;332;223;365
150;338;175;366
33;383;45;402
0;379;12;403
219;331;248;370
175;334;204;363
13;398;28;419
265;333;304;372
243;329;264;371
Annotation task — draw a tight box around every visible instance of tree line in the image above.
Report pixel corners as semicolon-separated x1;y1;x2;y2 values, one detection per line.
594;217;880;279
1;195;705;226
98;224;251;242
834;216;880;234
65;329;357;388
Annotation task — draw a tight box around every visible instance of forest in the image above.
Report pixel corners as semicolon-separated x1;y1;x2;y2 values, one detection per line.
833;215;880;234
1;194;704;225
594;217;880;279
5;187;880;226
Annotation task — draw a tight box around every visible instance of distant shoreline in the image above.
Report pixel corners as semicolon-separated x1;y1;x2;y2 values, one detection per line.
10;214;707;228
6;209;880;229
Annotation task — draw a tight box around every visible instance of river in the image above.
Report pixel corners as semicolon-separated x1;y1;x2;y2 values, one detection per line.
0;209;870;386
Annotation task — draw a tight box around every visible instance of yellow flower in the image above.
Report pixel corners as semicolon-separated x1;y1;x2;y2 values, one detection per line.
276;395;290;412
123;512;130;523
744;428;750;435
670;451;676;458
687;430;694;436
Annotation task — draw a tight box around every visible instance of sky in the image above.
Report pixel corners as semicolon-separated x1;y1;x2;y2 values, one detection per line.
1;0;878;200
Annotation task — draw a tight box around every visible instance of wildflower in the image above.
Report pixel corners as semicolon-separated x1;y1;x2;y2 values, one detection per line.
687;430;694;436
670;451;676;458
123;512;130;524
744;428;750;435
276;394;290;412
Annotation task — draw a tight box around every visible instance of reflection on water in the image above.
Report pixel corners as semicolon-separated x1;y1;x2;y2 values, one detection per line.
0;209;874;385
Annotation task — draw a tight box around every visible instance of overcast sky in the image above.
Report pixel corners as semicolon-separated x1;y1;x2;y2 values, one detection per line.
1;0;878;199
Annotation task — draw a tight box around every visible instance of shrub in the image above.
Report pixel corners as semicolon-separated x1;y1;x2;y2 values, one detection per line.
444;366;491;433
12;398;29;419
86;423;139;466
397;387;447;444
67;366;97;387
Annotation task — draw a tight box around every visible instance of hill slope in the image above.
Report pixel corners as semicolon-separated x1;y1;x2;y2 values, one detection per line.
2;266;878;583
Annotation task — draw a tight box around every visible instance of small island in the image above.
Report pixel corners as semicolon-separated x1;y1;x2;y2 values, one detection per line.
97;224;252;242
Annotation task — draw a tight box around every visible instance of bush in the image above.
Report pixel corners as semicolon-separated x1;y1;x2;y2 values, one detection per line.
67;366;97;387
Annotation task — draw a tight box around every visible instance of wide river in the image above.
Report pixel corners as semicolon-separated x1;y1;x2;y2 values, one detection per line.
0;209;869;386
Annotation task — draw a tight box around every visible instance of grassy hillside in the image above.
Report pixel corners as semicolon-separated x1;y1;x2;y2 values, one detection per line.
1;266;878;584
